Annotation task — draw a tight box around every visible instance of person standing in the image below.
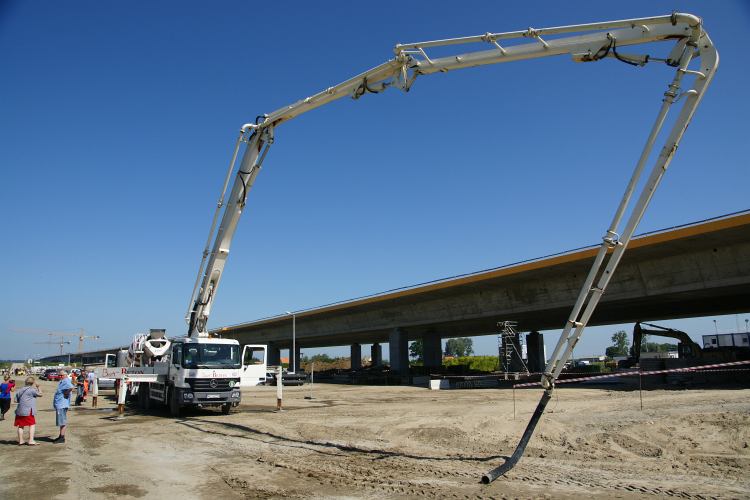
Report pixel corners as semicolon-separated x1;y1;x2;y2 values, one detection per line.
75;370;85;406
0;375;12;421
14;376;42;445
86;369;97;407
53;369;74;444
82;370;89;402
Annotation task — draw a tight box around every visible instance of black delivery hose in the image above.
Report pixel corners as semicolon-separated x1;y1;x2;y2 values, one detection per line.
481;389;553;484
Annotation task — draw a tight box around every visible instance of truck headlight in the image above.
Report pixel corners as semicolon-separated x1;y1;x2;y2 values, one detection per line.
183;392;194;400
231;391;240;398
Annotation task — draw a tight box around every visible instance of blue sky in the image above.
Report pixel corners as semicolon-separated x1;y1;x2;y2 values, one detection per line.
1;1;748;361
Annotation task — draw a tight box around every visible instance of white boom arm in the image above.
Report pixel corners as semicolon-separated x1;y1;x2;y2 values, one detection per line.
185;12;717;479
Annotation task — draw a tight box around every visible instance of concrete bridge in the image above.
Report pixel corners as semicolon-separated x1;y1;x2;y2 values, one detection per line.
215;211;750;374
37;349;117;366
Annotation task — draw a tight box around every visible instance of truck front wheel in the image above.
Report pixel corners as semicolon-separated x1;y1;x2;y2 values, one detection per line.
169;387;181;417
221;403;231;415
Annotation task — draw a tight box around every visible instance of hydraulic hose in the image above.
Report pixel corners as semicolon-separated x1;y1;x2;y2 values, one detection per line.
481;389;553;484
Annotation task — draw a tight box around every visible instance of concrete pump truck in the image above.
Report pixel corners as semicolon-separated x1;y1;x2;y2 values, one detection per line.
101;12;717;480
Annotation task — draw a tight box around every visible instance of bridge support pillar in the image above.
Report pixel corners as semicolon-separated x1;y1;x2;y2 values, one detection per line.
526;331;545;373
389;328;409;376
292;345;301;373
350;343;361;370
423;335;442;369
371;343;382;367
267;343;281;367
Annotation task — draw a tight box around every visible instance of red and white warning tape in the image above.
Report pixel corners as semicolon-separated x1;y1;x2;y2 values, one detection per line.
513;359;750;388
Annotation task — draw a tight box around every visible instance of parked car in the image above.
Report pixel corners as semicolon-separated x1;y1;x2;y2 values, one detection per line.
265;370;307;386
41;369;62;381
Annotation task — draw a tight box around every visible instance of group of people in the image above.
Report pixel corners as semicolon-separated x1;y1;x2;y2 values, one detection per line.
1;369;86;445
70;369;95;406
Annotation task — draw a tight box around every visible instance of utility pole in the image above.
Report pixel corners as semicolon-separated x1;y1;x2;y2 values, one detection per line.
33;339;71;356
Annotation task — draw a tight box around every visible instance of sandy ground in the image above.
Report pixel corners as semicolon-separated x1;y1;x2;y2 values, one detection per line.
0;379;748;499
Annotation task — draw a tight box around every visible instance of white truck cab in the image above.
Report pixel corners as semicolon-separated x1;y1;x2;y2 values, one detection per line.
97;333;268;416
158;337;243;414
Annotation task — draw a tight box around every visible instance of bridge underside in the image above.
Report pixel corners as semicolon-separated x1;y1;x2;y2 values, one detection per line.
218;213;750;349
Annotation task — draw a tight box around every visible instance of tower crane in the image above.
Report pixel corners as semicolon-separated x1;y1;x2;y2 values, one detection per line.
12;328;99;355
74;329;101;353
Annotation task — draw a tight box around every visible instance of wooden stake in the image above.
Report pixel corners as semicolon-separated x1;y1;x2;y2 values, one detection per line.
276;366;283;411
638;367;643;411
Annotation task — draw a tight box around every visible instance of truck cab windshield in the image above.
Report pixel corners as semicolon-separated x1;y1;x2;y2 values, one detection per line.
182;344;240;369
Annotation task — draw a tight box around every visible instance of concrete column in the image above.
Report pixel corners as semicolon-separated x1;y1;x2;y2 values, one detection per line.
371;343;382;367
292;345;301;373
267;343;281;366
389;328;409;374
423;335;442;369
351;343;362;370
526;331;545;373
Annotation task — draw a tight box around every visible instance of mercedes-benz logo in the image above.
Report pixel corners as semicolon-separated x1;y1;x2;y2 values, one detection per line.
209;379;218;389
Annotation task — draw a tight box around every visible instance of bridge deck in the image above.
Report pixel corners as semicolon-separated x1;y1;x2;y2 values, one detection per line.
217;211;750;348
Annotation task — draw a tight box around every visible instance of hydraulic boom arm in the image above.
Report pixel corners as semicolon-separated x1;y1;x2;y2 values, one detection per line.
184;12;717;481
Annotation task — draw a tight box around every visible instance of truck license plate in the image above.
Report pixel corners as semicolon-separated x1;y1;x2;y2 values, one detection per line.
207;394;220;399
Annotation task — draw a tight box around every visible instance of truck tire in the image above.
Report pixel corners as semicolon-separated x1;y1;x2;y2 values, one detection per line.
169;387;181;417
141;384;151;411
221;403;231;415
137;385;148;409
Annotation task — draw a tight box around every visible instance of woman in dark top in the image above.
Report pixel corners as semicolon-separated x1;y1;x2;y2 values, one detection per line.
15;376;42;445
0;375;12;420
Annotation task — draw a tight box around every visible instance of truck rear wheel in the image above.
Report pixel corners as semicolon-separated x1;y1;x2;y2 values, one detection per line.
140;384;151;411
169;387;181;417
137;384;148;409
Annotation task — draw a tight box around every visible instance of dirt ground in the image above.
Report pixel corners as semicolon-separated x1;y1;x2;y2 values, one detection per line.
0;379;748;499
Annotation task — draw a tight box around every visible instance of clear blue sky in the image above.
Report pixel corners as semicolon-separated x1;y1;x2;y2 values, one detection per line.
1;1;748;361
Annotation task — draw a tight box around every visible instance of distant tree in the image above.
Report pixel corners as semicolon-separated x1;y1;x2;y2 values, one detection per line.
409;339;424;361
643;342;678;353
640;333;650;353
606;330;629;358
605;346;620;358
445;337;474;357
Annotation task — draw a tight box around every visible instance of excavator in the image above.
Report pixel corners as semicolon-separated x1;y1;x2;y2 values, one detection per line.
628;322;703;366
156;12;717;482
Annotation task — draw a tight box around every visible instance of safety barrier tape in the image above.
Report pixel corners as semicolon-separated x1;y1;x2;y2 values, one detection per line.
435;371;628;379
512;359;750;388
691;368;750;372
